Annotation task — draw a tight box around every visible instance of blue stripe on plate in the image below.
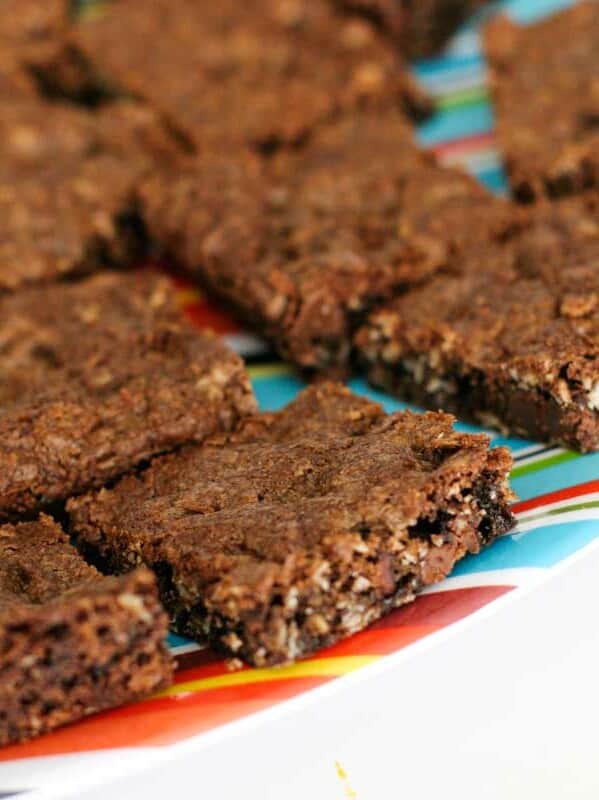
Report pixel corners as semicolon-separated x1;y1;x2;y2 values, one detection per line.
417;105;495;146
511;452;599;502
252;373;306;411
452;518;599;575
413;53;485;79
474;165;509;193
167;632;191;649
502;0;575;23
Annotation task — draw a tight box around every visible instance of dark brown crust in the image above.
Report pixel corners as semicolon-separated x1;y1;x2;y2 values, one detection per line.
362;357;599;453
142;110;510;374
68;383;515;667
356;193;599;451
37;0;429;152
0;271;257;518
484;3;599;202
0;94;184;292
0;515;172;745
336;0;491;57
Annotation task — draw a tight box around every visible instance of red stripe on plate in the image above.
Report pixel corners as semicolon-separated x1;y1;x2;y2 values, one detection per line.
431;132;495;158
368;585;513;629
183;301;243;334
513;479;599;514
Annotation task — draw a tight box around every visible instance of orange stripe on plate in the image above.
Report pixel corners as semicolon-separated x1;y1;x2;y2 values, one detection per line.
0;677;329;760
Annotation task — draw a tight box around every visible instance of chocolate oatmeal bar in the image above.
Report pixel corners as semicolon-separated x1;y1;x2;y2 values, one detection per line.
0;271;256;518
0;515;171;745
37;0;430;153
484;3;599;201
336;0;492;57
0;93;183;291
357;192;599;451
142;110;510;374
68;383;515;666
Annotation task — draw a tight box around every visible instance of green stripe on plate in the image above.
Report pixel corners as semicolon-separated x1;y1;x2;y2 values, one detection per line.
437;87;489;111
511;450;581;479
520;500;599;526
248;363;293;380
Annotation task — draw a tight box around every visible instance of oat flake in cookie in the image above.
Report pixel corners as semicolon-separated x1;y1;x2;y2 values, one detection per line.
68;383;515;667
0;271;256;518
0;515;172;745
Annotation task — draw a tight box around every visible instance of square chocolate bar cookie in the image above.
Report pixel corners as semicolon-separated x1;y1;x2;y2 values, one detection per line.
485;3;599;201
142;110;511;374
357;192;599;451
0;271;256;518
69;383;514;666
0;93;183;291
37;0;430;153
0;515;171;745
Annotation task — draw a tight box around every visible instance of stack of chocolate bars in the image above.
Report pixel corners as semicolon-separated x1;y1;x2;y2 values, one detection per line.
0;0;596;745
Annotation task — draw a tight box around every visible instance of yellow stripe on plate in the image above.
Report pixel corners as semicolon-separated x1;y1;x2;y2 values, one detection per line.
157;655;379;697
248;363;294;380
